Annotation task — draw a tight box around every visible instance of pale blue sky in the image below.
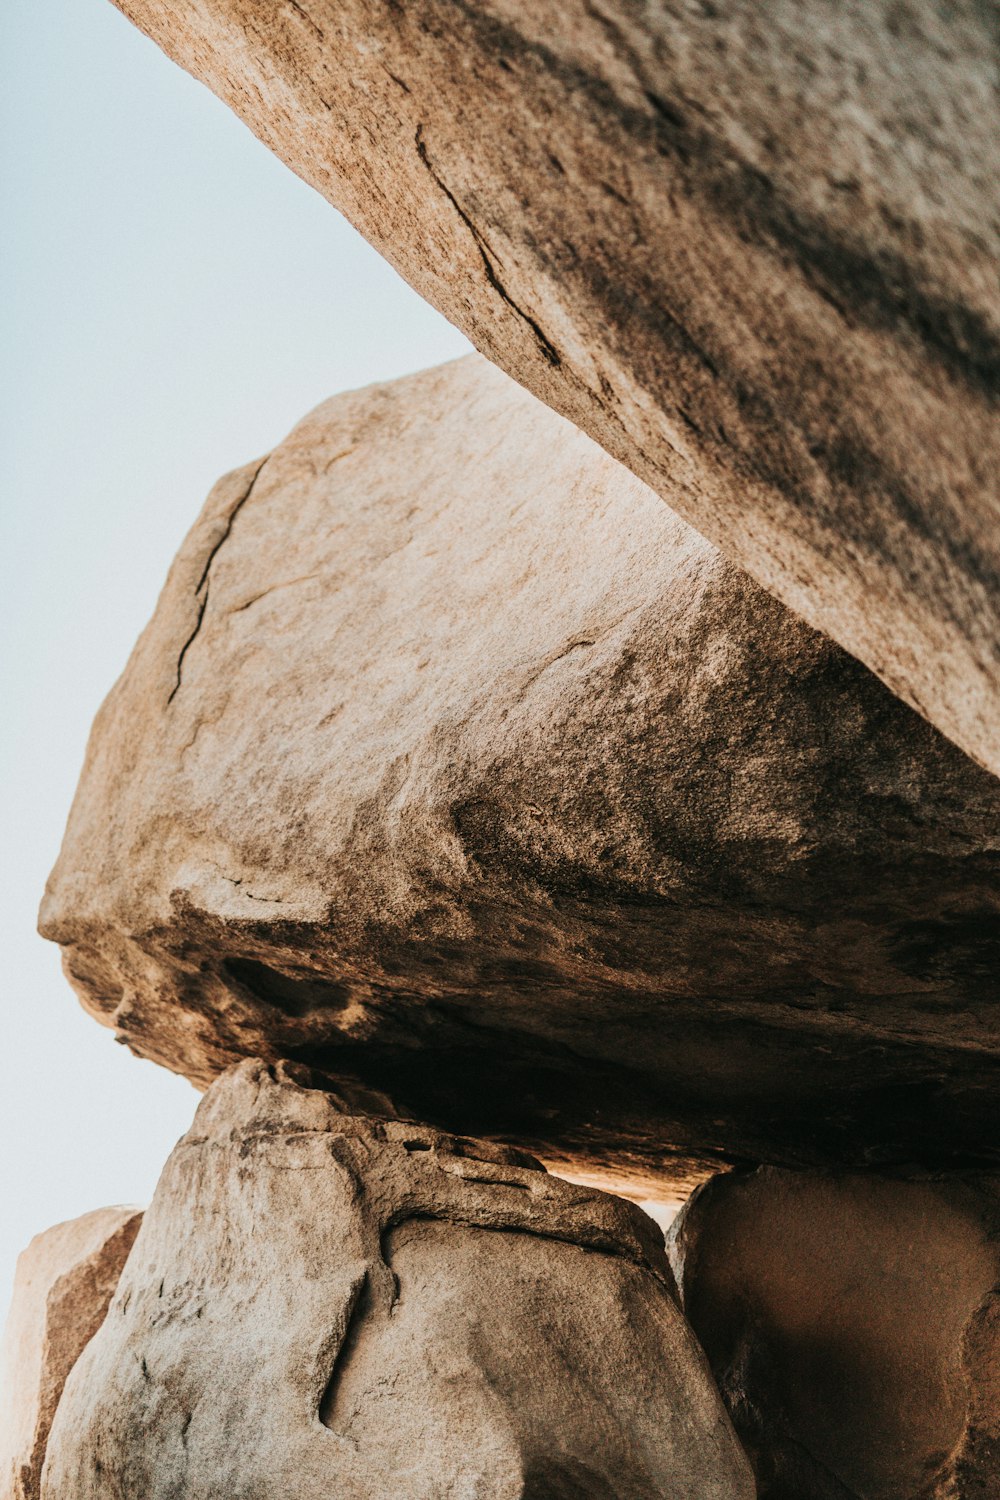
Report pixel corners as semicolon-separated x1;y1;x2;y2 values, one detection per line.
0;0;469;1314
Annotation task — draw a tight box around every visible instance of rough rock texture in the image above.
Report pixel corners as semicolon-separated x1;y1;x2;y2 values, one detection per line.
40;357;1000;1195
668;1167;1000;1499
41;1060;753;1499
0;1207;143;1500
111;0;1000;773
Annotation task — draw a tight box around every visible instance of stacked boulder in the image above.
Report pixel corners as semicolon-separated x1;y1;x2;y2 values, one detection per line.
112;0;1000;776
0;1208;142;1500
3;2;999;1496
668;1168;1000;1498
42;1060;752;1499
35;358;1000;1196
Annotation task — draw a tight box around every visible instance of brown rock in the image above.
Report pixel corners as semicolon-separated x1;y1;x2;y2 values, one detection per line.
41;1059;753;1499
112;0;1000;773
0;1207;143;1500
668;1167;1000;1499
39;357;1000;1194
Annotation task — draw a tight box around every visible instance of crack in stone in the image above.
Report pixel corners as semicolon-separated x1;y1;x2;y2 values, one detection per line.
415;126;561;368
285;0;325;41
167;457;268;705
517;637;596;697
231;572;321;614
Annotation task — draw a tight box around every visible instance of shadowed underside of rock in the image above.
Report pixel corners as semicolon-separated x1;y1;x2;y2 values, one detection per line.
668;1167;1000;1499
112;0;1000;774
41;1060;754;1500
0;1207;143;1500
40;359;1000;1195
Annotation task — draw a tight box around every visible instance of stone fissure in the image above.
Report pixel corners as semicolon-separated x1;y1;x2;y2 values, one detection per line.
230;572;320;614
167;456;268;704
284;0;324;41
415;127;561;368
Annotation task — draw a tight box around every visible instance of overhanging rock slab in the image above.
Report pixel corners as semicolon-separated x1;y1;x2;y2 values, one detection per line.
112;0;1000;773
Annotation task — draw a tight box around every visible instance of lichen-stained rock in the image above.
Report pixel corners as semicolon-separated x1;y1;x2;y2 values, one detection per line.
39;357;1000;1195
111;0;1000;774
41;1060;754;1500
667;1167;1000;1500
0;1207;143;1500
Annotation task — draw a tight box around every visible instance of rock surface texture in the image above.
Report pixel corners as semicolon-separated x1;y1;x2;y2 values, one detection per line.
668;1167;1000;1499
40;358;1000;1195
111;0;1000;774
0;1207;143;1500
41;1059;753;1500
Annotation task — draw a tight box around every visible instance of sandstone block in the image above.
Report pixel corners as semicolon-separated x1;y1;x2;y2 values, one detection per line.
668;1167;1000;1499
40;357;1000;1194
112;0;1000;772
0;1207;143;1500
42;1059;753;1499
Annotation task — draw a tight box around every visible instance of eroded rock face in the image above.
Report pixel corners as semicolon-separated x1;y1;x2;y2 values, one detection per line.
40;357;1000;1194
41;1060;753;1500
0;1207;143;1500
112;0;1000;773
668;1167;1000;1499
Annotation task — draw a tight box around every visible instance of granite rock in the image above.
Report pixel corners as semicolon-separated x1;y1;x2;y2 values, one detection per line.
40;357;1000;1195
668;1167;1000;1499
0;1207;142;1500
111;0;1000;773
42;1060;753;1500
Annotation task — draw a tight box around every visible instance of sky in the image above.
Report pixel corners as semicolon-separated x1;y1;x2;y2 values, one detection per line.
0;0;471;1316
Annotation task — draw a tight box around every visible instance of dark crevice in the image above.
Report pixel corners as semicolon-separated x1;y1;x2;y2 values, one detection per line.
285;0;325;41
167;457;267;705
376;1211;666;1287
167;593;209;707
319;1214;671;1440
318;1272;369;1431
415;126;561;368
222;956;353;1019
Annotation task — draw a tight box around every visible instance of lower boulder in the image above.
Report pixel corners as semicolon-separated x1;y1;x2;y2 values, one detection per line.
0;1206;143;1500
42;1059;753;1499
668;1167;1000;1498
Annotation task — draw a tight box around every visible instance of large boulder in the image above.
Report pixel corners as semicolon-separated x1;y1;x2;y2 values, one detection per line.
40;357;1000;1195
112;0;1000;774
668;1167;1000;1499
0;1207;143;1500
41;1059;753;1499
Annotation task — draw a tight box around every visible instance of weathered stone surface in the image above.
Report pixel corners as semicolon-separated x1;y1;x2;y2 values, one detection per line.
112;0;1000;773
668;1167;1000;1499
0;1207;142;1500
41;1060;753;1499
40;357;1000;1195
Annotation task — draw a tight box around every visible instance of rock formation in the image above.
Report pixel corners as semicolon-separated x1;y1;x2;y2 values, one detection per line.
668;1167;1000;1498
18;1;1000;1481
110;0;1000;775
41;1059;754;1500
0;1207;143;1500
40;356;1000;1196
